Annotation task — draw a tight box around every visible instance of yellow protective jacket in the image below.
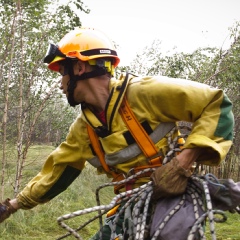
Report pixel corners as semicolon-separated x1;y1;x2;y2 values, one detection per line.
17;73;234;209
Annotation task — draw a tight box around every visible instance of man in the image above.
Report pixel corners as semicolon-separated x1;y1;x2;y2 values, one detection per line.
0;27;234;239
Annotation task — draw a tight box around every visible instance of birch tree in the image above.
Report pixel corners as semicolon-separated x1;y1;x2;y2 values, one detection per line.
0;0;89;199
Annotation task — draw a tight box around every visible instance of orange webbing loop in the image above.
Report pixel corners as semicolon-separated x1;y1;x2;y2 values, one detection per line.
87;125;118;178
119;96;162;165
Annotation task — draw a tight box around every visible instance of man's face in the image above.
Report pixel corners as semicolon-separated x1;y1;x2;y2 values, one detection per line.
58;60;87;105
59;64;70;96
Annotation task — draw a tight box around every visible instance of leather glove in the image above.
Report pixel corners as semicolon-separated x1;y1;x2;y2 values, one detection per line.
151;157;193;200
0;198;17;223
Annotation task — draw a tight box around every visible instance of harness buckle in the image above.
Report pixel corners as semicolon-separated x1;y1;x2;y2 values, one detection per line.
147;152;163;165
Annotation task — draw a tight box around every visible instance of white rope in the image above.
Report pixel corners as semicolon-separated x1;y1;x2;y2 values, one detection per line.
57;181;153;239
56;125;228;239
57;174;228;240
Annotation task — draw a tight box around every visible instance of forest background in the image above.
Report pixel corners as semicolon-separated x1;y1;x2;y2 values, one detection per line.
0;0;239;239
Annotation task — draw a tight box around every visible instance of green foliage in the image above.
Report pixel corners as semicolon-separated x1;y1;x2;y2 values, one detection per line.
31;96;81;146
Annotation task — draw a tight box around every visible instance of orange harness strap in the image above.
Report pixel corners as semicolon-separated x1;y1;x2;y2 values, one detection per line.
87;96;162;180
119;96;162;166
87;125;119;178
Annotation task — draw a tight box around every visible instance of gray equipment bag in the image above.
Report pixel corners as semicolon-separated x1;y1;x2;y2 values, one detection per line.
150;174;240;240
205;174;240;212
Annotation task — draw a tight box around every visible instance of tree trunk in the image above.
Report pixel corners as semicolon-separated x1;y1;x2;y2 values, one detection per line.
0;10;17;201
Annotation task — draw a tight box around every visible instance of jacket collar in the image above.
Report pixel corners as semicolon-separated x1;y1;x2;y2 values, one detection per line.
82;72;133;134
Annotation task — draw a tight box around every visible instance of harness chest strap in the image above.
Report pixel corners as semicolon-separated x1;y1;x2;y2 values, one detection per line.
87;125;119;179
119;96;161;164
87;96;164;180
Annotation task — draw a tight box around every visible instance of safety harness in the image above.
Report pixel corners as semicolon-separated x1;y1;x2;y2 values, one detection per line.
87;95;175;193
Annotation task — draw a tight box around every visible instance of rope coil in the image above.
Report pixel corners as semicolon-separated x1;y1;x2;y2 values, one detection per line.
57;174;228;240
56;125;229;240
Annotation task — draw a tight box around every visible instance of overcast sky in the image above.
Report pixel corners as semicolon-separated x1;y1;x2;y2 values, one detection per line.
80;0;240;66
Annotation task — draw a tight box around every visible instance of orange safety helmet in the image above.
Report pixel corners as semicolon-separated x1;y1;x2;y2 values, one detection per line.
44;27;120;72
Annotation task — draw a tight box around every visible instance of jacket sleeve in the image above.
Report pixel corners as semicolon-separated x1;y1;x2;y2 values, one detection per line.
17;116;92;209
128;76;234;166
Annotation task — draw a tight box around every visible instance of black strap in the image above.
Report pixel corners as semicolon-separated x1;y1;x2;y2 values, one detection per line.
66;59;108;107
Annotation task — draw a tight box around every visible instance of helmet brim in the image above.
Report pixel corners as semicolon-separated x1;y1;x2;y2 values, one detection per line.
48;56;65;72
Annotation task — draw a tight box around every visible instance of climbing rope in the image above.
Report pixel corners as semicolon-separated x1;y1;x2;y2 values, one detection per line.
56;125;228;240
57;174;227;240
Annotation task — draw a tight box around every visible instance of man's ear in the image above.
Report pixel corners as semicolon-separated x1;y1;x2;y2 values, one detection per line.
76;61;86;76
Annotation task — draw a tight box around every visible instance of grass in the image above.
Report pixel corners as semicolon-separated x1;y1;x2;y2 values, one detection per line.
1;145;240;239
1;145;115;240
205;212;240;240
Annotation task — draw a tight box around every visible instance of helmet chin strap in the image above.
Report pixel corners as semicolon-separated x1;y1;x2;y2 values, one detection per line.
65;59;108;107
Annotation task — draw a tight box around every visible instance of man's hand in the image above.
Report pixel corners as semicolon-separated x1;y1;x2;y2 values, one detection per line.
0;198;17;223
151;148;203;200
151;157;193;200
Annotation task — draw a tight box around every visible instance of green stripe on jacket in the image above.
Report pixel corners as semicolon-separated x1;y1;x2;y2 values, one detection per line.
215;94;234;140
